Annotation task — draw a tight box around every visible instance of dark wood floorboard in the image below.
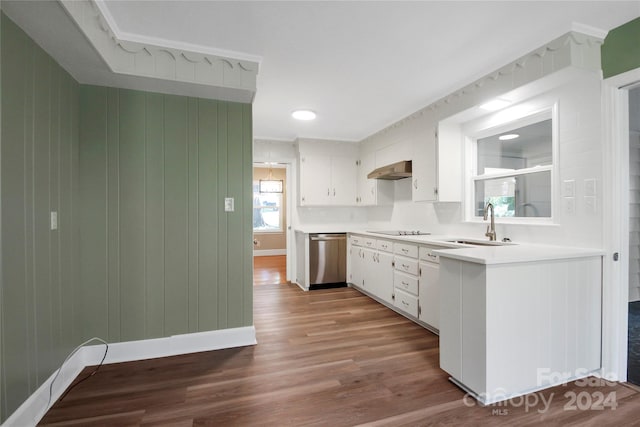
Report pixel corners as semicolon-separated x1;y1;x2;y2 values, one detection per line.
253;255;287;285
41;284;640;426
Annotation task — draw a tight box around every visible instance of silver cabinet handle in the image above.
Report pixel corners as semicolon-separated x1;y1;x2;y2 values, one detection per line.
414;179;418;189
327;188;330;196
333;188;336;196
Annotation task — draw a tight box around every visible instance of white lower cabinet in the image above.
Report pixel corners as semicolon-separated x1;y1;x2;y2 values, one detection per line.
439;255;602;404
349;235;394;304
348;241;364;288
348;234;442;333
418;246;440;330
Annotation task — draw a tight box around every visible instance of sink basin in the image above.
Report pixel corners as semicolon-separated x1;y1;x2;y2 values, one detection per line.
442;239;514;247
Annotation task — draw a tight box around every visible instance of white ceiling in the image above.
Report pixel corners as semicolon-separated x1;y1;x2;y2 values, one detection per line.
6;1;640;142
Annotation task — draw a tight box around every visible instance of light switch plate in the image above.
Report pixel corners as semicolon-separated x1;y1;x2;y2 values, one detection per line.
50;211;58;230
224;197;234;212
584;196;597;214
562;180;575;197
584;179;597;197
564;197;575;215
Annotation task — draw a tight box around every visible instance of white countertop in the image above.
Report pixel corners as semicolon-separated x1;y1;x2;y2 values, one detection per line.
347;230;604;265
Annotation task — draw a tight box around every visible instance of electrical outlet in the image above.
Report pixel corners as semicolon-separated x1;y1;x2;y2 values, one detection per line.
584;196;597;214
50;211;58;230
584;179;597;197
562;180;575;197
563;197;575;215
224;197;234;212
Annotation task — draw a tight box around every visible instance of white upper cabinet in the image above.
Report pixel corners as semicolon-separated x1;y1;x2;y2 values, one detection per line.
298;139;358;206
356;151;393;206
412;124;462;202
412;128;438;202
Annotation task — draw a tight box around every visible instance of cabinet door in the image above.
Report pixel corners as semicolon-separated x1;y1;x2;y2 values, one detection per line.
419;261;440;329
300;155;331;205
362;247;377;291
412;128;438;202
331;156;357;205
375;252;395;304
350;246;364;288
357;152;376;205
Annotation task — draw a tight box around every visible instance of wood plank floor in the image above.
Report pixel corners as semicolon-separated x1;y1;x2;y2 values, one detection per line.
253;255;287;285
41;284;640;426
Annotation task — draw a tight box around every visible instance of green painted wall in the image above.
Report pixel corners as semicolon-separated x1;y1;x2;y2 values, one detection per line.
78;86;253;343
0;13;81;421
0;11;253;423
602;17;640;78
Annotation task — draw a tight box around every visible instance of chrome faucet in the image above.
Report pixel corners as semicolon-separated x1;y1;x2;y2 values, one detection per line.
483;203;496;241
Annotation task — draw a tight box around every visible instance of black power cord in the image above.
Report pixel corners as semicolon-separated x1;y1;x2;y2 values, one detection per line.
46;337;109;412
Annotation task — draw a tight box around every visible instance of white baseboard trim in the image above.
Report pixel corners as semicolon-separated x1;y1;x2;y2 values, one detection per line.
2;326;257;427
3;348;86;427
253;249;286;256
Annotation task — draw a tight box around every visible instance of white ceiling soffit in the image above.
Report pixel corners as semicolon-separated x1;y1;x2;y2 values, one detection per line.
59;0;259;103
3;1;640;141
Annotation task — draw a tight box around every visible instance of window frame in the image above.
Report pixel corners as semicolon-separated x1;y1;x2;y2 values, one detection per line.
463;104;559;225
253;183;284;233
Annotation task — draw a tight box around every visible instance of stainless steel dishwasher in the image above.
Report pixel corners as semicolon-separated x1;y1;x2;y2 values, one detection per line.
309;233;347;288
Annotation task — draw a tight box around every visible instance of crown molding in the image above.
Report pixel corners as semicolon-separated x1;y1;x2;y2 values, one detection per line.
59;0;259;101
363;31;604;142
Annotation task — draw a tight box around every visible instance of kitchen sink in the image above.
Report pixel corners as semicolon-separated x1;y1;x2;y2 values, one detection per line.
442;239;515;247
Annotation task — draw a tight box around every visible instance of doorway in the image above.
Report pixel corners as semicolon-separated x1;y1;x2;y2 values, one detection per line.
253;163;289;285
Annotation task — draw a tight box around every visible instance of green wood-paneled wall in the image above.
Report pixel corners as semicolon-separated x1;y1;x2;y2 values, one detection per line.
602;17;640;79
78;86;253;343
0;11;253;422
0;13;81;421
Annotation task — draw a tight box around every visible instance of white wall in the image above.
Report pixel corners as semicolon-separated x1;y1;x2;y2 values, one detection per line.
360;69;604;249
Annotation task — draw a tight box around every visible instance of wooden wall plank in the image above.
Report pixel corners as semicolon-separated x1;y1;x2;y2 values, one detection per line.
118;89;147;341
242;103;253;326
163;95;189;336
226;103;243;328
216;102;229;329
187;98;199;333
106;88;121;342
197;99;218;331
144;92;165;338
1;14;30;414
79;86;108;340
33;45;52;385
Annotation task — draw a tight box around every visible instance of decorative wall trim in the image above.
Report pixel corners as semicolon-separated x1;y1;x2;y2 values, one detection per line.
58;0;258;98
363;31;604;142
1;327;257;426
254;249;287;257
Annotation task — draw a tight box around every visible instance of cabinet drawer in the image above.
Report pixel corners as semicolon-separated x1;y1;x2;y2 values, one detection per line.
419;246;440;263
376;239;394;253
394;271;418;295
394;256;419;276
362;237;377;249
394;288;419;318
394;243;418;258
350;235;364;246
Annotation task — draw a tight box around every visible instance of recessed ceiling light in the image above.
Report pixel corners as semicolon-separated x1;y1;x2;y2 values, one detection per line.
479;99;510;111
292;110;316;121
499;133;520;141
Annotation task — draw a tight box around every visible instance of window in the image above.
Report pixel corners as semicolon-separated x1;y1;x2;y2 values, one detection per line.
253;181;283;232
469;113;554;220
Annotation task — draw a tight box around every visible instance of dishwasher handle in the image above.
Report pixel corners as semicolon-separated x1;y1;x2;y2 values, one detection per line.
309;234;346;241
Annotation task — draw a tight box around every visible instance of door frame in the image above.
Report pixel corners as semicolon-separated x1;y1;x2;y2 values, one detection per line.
602;67;640;382
251;160;294;282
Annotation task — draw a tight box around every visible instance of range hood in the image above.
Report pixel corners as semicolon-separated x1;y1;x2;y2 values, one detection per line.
367;160;412;180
